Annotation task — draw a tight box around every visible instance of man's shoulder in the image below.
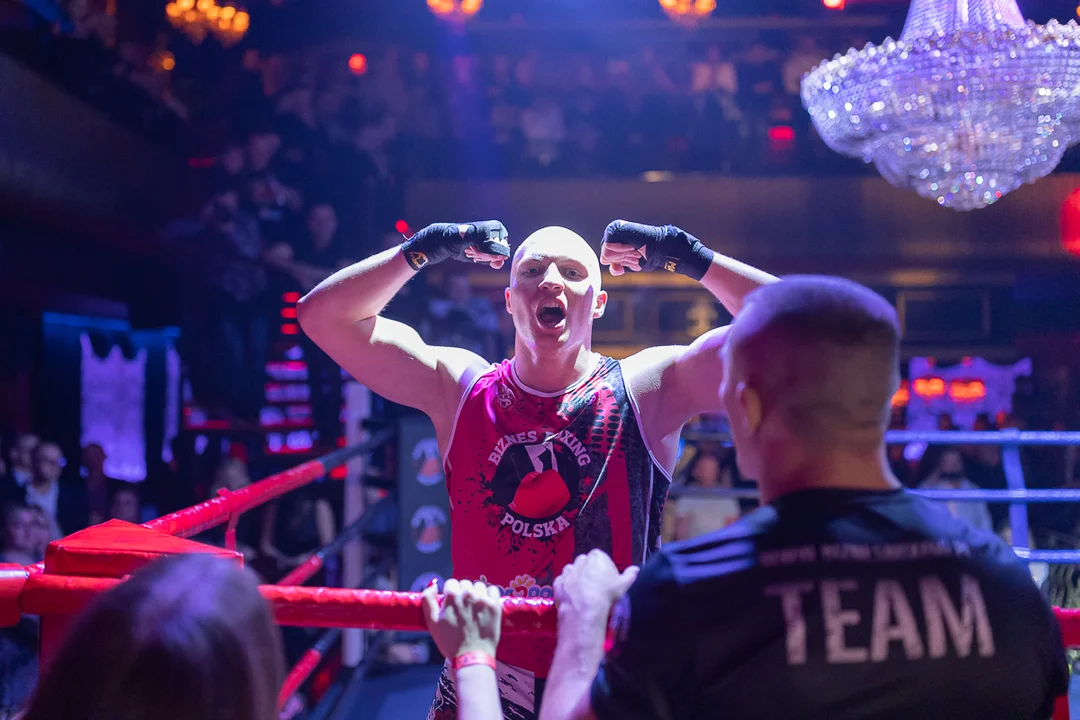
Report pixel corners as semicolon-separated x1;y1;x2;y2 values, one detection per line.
653;509;777;586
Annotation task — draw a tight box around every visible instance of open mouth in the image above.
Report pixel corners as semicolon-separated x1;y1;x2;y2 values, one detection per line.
536;302;566;328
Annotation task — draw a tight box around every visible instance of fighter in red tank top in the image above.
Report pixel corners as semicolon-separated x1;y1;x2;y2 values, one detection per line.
444;355;669;677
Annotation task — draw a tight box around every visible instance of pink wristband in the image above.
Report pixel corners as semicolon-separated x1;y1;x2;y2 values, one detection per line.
453;651;497;671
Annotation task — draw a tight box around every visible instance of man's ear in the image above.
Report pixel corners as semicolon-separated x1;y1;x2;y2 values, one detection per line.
593;290;608;319
737;382;763;435
505;287;512;315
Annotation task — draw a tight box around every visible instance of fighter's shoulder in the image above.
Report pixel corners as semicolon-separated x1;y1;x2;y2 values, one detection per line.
619;346;686;393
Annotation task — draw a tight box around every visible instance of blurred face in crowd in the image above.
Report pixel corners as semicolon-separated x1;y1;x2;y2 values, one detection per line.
12;433;39;473
247;131;281;172
212;459;250;495
29;507;49;555
937;450;965;479
447;273;472;307
506;227;606;352
33;443;64;485
222;145;246;175
308;204;338;249
82;443;106;476
4;507;34;554
110;489;140;524
691;453;722;488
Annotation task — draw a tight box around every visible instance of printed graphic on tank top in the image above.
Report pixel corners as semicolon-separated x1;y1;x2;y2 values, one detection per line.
444;356;669;676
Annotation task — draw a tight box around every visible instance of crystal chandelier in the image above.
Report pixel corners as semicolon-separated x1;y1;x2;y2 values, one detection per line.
427;0;482;22
801;0;1080;211
658;0;716;25
166;0;249;46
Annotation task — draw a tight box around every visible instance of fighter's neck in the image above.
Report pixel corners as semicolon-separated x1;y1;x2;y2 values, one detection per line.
511;344;600;395
758;448;901;505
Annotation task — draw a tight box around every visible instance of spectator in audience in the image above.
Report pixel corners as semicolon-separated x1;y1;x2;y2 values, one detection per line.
691;44;738;97
919;448;994;532
0;502;37;565
21;553;286;720
26;505;49;561
259;485;334;577
0;502;40;716
781;36;824;97
108;484;141;524
671;446;742;541
2;442;87;540
0;610;37;718
193;188;270;421
280;202;351;292
81;442;120;526
427;270;502;359
6;434;38;489
201;458;261;567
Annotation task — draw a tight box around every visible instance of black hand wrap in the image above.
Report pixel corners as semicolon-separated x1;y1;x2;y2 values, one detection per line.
401;221;510;271
601;220;715;281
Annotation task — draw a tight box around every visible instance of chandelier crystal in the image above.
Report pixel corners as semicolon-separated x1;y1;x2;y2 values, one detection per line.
166;0;249;46
658;0;716;25
801;0;1080;211
427;0;482;22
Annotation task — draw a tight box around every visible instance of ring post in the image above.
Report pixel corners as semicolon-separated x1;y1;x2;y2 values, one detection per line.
1000;431;1030;551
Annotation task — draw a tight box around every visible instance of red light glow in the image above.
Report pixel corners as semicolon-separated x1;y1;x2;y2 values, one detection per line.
348;53;368;75
949;380;987;403
768;125;796;142
281;324;300;335
394;219;411;235
822;0;845;8
282;292;301;304
281;307;297;319
913;377;947;398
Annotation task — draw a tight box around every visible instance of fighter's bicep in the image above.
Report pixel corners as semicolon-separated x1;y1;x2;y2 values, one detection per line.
640;327;729;426
313;315;486;421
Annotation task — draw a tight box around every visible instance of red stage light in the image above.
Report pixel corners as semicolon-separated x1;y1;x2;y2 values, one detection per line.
348;53;368;75
282;292;301;304
822;0;845;8
913;377;947;398
768;125;796;142
394;219;411;235
949;380;987;403
281;307;297;319
281;324;300;335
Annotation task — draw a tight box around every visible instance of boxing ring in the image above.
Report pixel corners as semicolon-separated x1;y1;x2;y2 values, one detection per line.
0;428;1077;719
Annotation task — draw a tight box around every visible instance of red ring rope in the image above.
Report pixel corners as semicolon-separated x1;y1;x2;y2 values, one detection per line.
12;570;1079;645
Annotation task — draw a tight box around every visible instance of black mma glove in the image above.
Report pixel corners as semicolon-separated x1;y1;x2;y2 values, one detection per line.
601;220;715;281
401;221;510;271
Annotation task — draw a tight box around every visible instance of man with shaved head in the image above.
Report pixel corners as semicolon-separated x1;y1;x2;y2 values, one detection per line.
538;277;1068;720
298;219;776;719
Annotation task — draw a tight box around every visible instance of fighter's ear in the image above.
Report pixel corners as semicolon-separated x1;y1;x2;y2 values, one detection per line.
737;382;763;435
505;286;512;315
593;290;608;319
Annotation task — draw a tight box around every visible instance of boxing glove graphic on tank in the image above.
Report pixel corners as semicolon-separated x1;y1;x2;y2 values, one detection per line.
492;441;576;522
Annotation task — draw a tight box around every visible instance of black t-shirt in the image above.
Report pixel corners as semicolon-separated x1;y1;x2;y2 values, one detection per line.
591;488;1068;720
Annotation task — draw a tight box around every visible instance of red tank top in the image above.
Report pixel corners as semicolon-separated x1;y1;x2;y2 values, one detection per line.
444;356;669;676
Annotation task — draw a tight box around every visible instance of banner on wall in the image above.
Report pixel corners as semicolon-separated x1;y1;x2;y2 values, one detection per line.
906;357;1032;430
398;414;452;592
79;333;147;481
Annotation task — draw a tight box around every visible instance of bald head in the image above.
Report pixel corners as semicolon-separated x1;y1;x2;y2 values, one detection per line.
728;276;900;450
512;227;601;286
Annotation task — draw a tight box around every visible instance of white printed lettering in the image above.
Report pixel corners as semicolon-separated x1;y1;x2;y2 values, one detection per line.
822;579;868;663
765;582;814;664
870;579;924;661
921;575;995;659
